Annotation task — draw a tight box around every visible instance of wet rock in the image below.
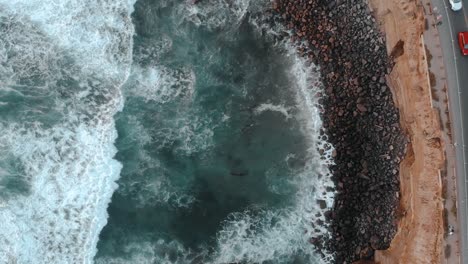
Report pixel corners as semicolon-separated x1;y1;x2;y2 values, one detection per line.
357;103;367;113
271;0;407;263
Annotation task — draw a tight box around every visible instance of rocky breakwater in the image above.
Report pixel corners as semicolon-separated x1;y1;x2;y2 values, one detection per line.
271;0;408;263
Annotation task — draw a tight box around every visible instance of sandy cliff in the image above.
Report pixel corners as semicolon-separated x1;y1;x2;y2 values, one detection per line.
272;0;445;262
368;0;445;262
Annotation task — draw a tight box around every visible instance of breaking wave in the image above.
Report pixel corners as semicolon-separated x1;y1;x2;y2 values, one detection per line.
0;0;135;262
0;0;336;263
96;0;335;264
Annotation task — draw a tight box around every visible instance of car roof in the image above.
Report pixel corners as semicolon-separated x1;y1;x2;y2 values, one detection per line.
461;32;468;43
461;33;468;49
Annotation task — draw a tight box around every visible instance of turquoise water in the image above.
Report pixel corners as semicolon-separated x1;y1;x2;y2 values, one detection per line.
96;1;333;263
0;0;334;263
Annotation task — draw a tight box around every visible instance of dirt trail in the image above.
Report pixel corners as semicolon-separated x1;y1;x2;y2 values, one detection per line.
367;0;445;262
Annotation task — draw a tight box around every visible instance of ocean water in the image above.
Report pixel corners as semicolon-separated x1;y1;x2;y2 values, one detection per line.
0;0;334;263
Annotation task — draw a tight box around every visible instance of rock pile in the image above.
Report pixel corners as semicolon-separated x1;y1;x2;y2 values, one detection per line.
271;0;408;263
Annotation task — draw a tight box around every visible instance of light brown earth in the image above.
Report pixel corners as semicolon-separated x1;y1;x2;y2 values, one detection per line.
366;0;445;263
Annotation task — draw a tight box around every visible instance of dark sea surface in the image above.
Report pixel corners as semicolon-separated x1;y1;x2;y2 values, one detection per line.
0;0;334;263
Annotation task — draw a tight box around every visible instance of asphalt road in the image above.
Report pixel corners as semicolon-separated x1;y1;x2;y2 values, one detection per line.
435;0;468;262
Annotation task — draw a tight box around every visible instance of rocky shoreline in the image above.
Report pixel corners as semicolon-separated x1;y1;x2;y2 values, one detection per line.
271;0;408;263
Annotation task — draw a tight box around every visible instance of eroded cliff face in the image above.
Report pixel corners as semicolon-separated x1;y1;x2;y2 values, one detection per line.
272;0;408;262
369;0;444;263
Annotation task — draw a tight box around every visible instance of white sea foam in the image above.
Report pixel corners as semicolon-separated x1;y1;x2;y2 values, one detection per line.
122;62;217;156
205;49;335;264
0;12;64;91
254;103;292;120
0;121;123;263
288;48;335;168
134;34;173;63
116;145;196;209
0;0;134;80
0;0;337;262
126;65;195;104
93;1;335;263
0;0;136;263
181;0;251;31
102;39;336;264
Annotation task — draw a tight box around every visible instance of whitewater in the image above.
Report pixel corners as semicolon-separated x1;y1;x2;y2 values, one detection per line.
0;0;335;263
0;0;135;262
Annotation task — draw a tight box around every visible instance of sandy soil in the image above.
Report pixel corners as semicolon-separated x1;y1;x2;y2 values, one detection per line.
366;0;445;263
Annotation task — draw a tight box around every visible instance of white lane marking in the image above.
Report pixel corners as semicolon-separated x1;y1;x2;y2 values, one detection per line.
442;0;468;256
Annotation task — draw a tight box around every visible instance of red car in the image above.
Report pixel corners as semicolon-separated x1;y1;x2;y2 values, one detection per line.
459;32;468;56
